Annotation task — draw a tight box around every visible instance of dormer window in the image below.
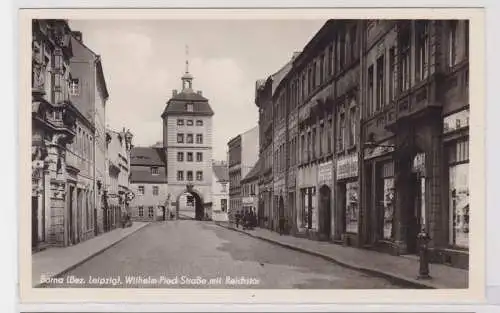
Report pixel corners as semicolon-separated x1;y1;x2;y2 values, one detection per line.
186;103;194;112
69;79;80;96
151;167;159;175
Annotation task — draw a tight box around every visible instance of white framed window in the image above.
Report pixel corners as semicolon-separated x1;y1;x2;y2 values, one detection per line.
186;103;194;112
151;167;159;175
153;186;159;196
177;119;184;126
177;133;184;143
196;134;203;144
187;171;193;181
177;152;184;162
196;171;203;181
138;186;144;195
177;171;184;181
69;78;80;96
138;206;144;217
186;134;193;144
196;152;203;162
148;206;154;218
196;120;203;126
187;119;194;126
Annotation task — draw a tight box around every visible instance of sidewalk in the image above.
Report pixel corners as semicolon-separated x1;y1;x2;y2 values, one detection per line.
32;222;150;287
216;222;468;289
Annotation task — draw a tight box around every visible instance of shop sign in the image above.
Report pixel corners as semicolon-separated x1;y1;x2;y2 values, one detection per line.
318;161;333;184
337;154;358;180
412;152;426;173
443;109;469;134
364;141;394;160
242;196;255;204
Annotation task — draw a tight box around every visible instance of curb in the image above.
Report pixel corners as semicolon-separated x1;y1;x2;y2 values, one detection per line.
215;222;437;289
35;222;152;288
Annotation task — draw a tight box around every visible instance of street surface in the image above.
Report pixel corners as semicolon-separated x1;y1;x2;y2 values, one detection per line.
43;221;405;288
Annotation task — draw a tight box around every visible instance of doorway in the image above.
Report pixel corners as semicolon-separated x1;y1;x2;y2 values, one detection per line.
32;196;38;249
406;173;423;254
319;185;331;238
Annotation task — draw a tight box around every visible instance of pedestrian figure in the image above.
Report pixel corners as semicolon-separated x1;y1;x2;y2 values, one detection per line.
279;216;285;235
235;211;240;228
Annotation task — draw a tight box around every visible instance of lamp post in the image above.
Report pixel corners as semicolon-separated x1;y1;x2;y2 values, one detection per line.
363;140;431;280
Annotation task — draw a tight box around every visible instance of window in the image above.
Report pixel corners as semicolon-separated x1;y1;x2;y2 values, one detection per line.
349;26;357;62
338;113;346;151
196;134;203;144
367;65;374;116
400;26;411;92
177;133;184;143
389;47;397;101
349;106;357;147
148;206;154;218
416;21;429;81
196;171;203;181
153;186;159;196
187;119;194;126
448;139;469;248
196;152;203;162
465;20;469;59
138;186;144;195
196;120;203;126
69;79;79;96
186;103;194;112
177;152;184;162
449;20;458;67
138;206;144;217
177;171;184;181
345;182;359;233
177;119;184;126
187;171;193;181
151;167;159;175
338;32;346;69
327;119;333;153
319;54;325;84
187;152;193;162
376;55;385;111
186;134;193;144
327;45;333;76
221;199;227;212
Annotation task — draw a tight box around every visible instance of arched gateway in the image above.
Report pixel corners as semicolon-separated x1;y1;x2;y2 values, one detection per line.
175;184;205;220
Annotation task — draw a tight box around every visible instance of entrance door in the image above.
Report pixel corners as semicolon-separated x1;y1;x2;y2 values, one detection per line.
407;173;422;254
319;185;331;238
32;196;38;249
68;186;74;245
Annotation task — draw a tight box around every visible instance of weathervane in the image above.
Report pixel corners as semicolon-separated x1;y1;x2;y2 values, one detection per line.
185;44;189;74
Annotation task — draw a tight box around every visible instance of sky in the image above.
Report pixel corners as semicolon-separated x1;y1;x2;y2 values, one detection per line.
68;19;327;161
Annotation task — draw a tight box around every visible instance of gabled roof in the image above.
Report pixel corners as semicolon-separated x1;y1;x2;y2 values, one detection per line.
130;147;166;166
213;163;229;182
241;158;262;183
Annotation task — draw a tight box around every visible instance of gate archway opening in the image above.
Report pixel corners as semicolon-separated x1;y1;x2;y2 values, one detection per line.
176;188;204;221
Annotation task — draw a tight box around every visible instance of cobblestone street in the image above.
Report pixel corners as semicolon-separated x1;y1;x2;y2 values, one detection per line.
41;221;405;289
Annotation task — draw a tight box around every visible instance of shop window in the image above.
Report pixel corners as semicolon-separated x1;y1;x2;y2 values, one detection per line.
345;182;359;233
381;162;395;240
448;139;469;248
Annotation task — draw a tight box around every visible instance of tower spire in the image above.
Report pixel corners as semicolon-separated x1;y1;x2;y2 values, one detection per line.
185;44;189;74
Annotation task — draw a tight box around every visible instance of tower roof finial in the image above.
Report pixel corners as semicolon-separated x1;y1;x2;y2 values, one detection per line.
185;44;189;74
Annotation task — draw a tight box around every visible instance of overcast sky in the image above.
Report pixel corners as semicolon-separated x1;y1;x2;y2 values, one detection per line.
68;19;326;161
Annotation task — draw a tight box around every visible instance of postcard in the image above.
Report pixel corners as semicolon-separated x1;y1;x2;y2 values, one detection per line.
19;7;486;304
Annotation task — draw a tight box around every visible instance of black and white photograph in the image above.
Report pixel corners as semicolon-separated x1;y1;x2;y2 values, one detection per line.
20;8;486;304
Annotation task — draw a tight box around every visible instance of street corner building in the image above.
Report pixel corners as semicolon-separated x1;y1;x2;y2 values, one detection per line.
252;19;469;269
227;126;260;223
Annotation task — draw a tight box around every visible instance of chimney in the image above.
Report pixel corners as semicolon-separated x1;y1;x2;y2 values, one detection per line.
197;90;202;96
172;89;178;96
72;31;83;43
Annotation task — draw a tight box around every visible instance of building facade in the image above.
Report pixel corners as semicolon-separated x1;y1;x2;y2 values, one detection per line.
211;160;229;222
241;158;261;219
69;31;109;235
31;19;79;249
254;19;469;269
227;126;259;222
129;147;169;222
105;129;133;230
161;62;214;220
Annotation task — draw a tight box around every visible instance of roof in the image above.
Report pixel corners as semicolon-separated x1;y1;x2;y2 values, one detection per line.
161;91;214;117
241;158;262;183
130;147;167;166
213;163;229;182
130;170;168;184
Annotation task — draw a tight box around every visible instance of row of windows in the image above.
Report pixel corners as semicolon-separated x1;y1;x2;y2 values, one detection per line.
137;206;155;218
137;185;160;196
177;170;203;181
177;133;203;144
242;183;257;197
177;152;203;162
177;119;203;126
